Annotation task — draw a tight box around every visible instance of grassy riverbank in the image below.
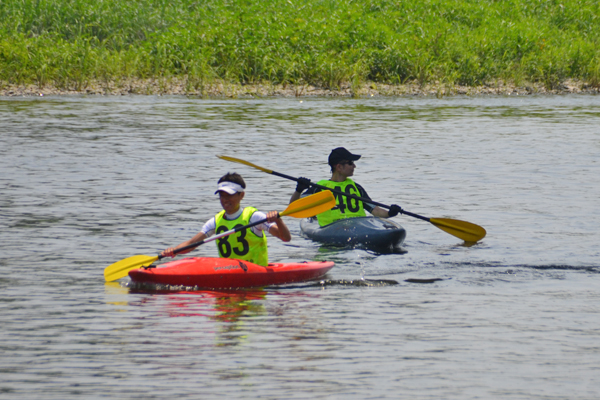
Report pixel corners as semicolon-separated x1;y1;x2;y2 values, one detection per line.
1;0;599;96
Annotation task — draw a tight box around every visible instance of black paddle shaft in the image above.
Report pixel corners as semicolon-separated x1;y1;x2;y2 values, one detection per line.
273;171;430;222
163;216;272;260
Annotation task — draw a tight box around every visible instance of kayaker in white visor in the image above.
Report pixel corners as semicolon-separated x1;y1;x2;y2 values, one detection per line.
162;172;291;266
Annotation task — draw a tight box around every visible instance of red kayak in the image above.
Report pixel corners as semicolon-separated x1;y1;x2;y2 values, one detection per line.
128;257;335;288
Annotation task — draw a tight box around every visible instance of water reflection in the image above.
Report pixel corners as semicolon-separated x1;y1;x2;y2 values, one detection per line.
315;243;408;255
124;288;267;346
104;281;130;307
126;287;264;315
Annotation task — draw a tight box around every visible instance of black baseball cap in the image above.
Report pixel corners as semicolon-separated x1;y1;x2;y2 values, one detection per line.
328;147;361;167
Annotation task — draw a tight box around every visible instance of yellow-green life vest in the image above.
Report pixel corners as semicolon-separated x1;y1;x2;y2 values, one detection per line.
214;207;269;266
315;179;366;226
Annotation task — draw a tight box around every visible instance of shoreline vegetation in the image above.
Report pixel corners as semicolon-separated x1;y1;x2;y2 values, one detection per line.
1;78;599;98
1;0;599;98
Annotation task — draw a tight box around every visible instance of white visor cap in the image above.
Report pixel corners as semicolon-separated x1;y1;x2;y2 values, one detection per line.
215;181;245;195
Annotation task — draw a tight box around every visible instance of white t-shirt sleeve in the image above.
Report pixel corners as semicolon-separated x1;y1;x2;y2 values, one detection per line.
200;217;217;237
249;211;274;235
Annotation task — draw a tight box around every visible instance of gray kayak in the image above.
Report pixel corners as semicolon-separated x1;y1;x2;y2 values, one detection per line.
300;216;406;251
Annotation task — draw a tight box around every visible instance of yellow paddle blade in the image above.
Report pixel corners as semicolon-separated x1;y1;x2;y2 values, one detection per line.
217;155;273;174
429;218;487;243
281;191;336;218
104;254;159;282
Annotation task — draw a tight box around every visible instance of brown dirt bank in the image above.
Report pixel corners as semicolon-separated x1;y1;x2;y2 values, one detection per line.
1;78;598;97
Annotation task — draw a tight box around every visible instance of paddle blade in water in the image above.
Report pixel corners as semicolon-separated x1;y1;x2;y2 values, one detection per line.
429;218;487;242
281;191;336;218
104;254;159;282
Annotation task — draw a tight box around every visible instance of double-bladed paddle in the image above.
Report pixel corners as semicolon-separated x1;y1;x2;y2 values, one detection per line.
103;190;336;282
217;155;486;243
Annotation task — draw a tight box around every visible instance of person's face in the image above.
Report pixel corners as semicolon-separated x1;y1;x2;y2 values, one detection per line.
219;191;244;213
336;160;355;177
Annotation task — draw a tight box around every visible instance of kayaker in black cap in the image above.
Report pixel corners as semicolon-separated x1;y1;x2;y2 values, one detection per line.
290;147;401;227
161;172;291;266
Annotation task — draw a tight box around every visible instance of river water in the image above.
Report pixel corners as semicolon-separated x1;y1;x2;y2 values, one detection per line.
1;94;599;399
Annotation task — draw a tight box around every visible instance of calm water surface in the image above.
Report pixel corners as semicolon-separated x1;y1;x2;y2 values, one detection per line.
1;95;599;399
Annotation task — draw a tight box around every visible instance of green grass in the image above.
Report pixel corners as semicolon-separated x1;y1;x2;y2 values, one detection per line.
1;0;599;92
